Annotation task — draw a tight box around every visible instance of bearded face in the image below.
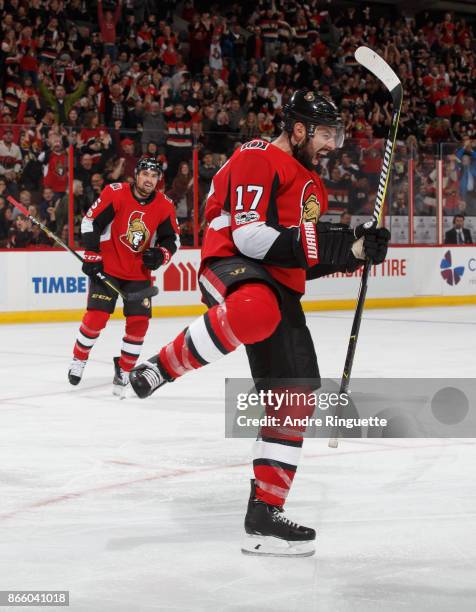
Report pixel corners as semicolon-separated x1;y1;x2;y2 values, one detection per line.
293;139;316;171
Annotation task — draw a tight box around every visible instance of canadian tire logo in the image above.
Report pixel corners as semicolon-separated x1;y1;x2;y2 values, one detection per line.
163;262;197;291
440;250;464;286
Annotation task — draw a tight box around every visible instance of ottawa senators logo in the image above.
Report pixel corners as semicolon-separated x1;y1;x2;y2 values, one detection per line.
300;180;320;224
55;160;65;176
119;211;150;252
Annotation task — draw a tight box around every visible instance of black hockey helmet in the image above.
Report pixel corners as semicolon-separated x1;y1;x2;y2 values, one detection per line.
283;89;344;148
134;156;162;178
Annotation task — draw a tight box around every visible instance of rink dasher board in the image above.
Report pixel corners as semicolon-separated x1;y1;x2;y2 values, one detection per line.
0;247;475;322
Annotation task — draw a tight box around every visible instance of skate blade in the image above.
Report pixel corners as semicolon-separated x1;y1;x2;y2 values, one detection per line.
241;534;315;557
112;384;129;400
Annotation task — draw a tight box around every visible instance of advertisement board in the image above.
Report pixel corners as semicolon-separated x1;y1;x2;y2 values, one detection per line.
0;246;475;321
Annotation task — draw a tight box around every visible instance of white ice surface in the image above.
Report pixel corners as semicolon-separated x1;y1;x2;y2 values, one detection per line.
0;306;475;612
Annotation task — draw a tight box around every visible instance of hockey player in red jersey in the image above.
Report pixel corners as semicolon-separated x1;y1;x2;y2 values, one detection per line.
68;157;179;397
129;90;390;555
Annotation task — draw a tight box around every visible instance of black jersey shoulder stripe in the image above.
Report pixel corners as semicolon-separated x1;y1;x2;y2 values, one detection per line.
154;215;180;255
264;172;281;228
223;174;231;213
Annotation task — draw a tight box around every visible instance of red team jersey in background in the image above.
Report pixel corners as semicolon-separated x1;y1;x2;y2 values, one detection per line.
82;182;179;281
201;140;328;294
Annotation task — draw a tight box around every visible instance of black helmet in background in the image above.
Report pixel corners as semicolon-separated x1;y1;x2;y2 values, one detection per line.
134;156;162;179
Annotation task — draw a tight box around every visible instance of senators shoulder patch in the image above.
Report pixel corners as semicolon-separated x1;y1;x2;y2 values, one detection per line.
240;140;269;152
110;183;123;190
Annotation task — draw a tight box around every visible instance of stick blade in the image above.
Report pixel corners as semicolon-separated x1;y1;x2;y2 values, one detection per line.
354;46;401;94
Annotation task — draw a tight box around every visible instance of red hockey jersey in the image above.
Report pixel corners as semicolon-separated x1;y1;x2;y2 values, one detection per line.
44;151;68;193
81;182;180;281
201;140;328;293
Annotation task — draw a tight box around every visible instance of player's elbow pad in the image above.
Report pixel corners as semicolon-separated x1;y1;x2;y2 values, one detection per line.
232;222;301;268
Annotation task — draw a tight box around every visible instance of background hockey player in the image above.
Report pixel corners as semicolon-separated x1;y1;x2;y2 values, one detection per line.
129;90;390;555
68;157;179;397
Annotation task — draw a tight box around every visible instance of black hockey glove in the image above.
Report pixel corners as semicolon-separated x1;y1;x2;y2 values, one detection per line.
353;222;391;264
142;246;171;270
82;251;103;277
296;221;355;268
317;222;356;265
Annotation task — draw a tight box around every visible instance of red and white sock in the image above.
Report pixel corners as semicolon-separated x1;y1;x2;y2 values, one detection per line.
73;310;109;361
159;303;240;378
120;315;149;372
253;435;302;507
252;387;316;506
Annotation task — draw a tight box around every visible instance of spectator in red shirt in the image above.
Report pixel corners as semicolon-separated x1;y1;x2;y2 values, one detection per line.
98;0;122;61
43;137;68;196
188;13;210;74
156;25;177;51
311;35;328;60
352;107;370;139
360;126;384;188
80;112;103;146
435;95;453;119
162;42;179;67
441;13;455;45
120;138;139;180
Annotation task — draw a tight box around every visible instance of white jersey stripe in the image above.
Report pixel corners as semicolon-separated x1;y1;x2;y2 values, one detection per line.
232;222;280;260
209;212;231;231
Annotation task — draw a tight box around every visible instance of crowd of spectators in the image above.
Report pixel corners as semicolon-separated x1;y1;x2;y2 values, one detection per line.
0;0;475;248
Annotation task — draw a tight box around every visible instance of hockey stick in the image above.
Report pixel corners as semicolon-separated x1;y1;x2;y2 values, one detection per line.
328;47;403;448
7;195;159;303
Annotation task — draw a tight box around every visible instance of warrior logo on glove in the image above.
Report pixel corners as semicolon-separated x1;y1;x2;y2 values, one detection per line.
300;180;320;224
119;211;151;252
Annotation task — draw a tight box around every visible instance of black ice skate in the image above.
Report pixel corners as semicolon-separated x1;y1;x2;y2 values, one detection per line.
129;355;170;398
68;358;87;386
112;357;130;399
242;479;316;557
